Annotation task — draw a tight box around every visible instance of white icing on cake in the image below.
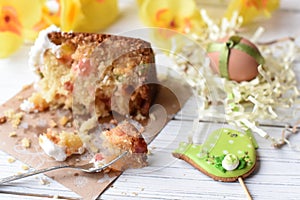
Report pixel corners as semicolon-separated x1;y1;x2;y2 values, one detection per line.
20;100;35;113
39;134;67;161
28;25;61;71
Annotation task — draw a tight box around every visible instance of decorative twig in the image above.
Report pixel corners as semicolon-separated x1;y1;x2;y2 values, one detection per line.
238;177;253;200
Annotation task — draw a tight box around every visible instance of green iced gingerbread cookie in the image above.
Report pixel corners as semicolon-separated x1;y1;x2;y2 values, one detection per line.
173;128;258;182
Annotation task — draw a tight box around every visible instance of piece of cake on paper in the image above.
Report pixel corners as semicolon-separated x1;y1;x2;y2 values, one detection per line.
39;129;85;161
25;25;157;118
90;120;148;171
39;120;148;170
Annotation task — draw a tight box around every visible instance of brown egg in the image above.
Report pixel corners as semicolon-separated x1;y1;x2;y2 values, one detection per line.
207;35;264;82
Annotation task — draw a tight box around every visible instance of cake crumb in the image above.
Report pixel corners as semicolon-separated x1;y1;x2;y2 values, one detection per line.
16;171;23;175
21;138;31;148
17;95;24;101
39;177;50;185
52;195;59;199
9;131;17;137
149;113;156;121
7;157;16;163
0;115;7;124
22;165;30;171
28;92;49;112
132;192;138;196
22;84;31;90
59;116;69;126
4;109;24;128
20;93;49;113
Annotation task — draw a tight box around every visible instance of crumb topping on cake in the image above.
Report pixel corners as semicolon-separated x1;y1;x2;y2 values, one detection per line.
0;115;7;124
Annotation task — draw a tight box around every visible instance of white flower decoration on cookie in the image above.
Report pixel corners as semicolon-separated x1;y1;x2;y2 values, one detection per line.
222;153;239;171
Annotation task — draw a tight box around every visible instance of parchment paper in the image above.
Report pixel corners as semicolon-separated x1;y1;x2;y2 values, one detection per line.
0;79;191;199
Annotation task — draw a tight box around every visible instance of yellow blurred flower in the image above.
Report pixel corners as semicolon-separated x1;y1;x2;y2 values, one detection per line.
136;0;144;7
34;0;60;31
0;0;119;58
225;0;280;24
40;0;119;33
0;0;43;58
59;0;119;32
139;0;204;36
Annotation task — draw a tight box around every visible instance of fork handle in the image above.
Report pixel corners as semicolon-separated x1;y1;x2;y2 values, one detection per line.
0;165;69;184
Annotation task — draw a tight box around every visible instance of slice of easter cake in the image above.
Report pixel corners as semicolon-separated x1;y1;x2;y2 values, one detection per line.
26;25;157;118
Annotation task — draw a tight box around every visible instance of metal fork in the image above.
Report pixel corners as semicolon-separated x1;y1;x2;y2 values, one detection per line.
0;151;127;184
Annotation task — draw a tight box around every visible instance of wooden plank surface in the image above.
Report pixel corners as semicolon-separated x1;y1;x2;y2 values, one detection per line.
0;150;80;199
101;121;300;200
0;0;299;199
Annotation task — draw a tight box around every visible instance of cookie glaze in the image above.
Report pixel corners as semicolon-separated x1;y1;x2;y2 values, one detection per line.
173;128;258;181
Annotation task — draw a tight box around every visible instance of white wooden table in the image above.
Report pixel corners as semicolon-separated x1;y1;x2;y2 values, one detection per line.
0;1;300;199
